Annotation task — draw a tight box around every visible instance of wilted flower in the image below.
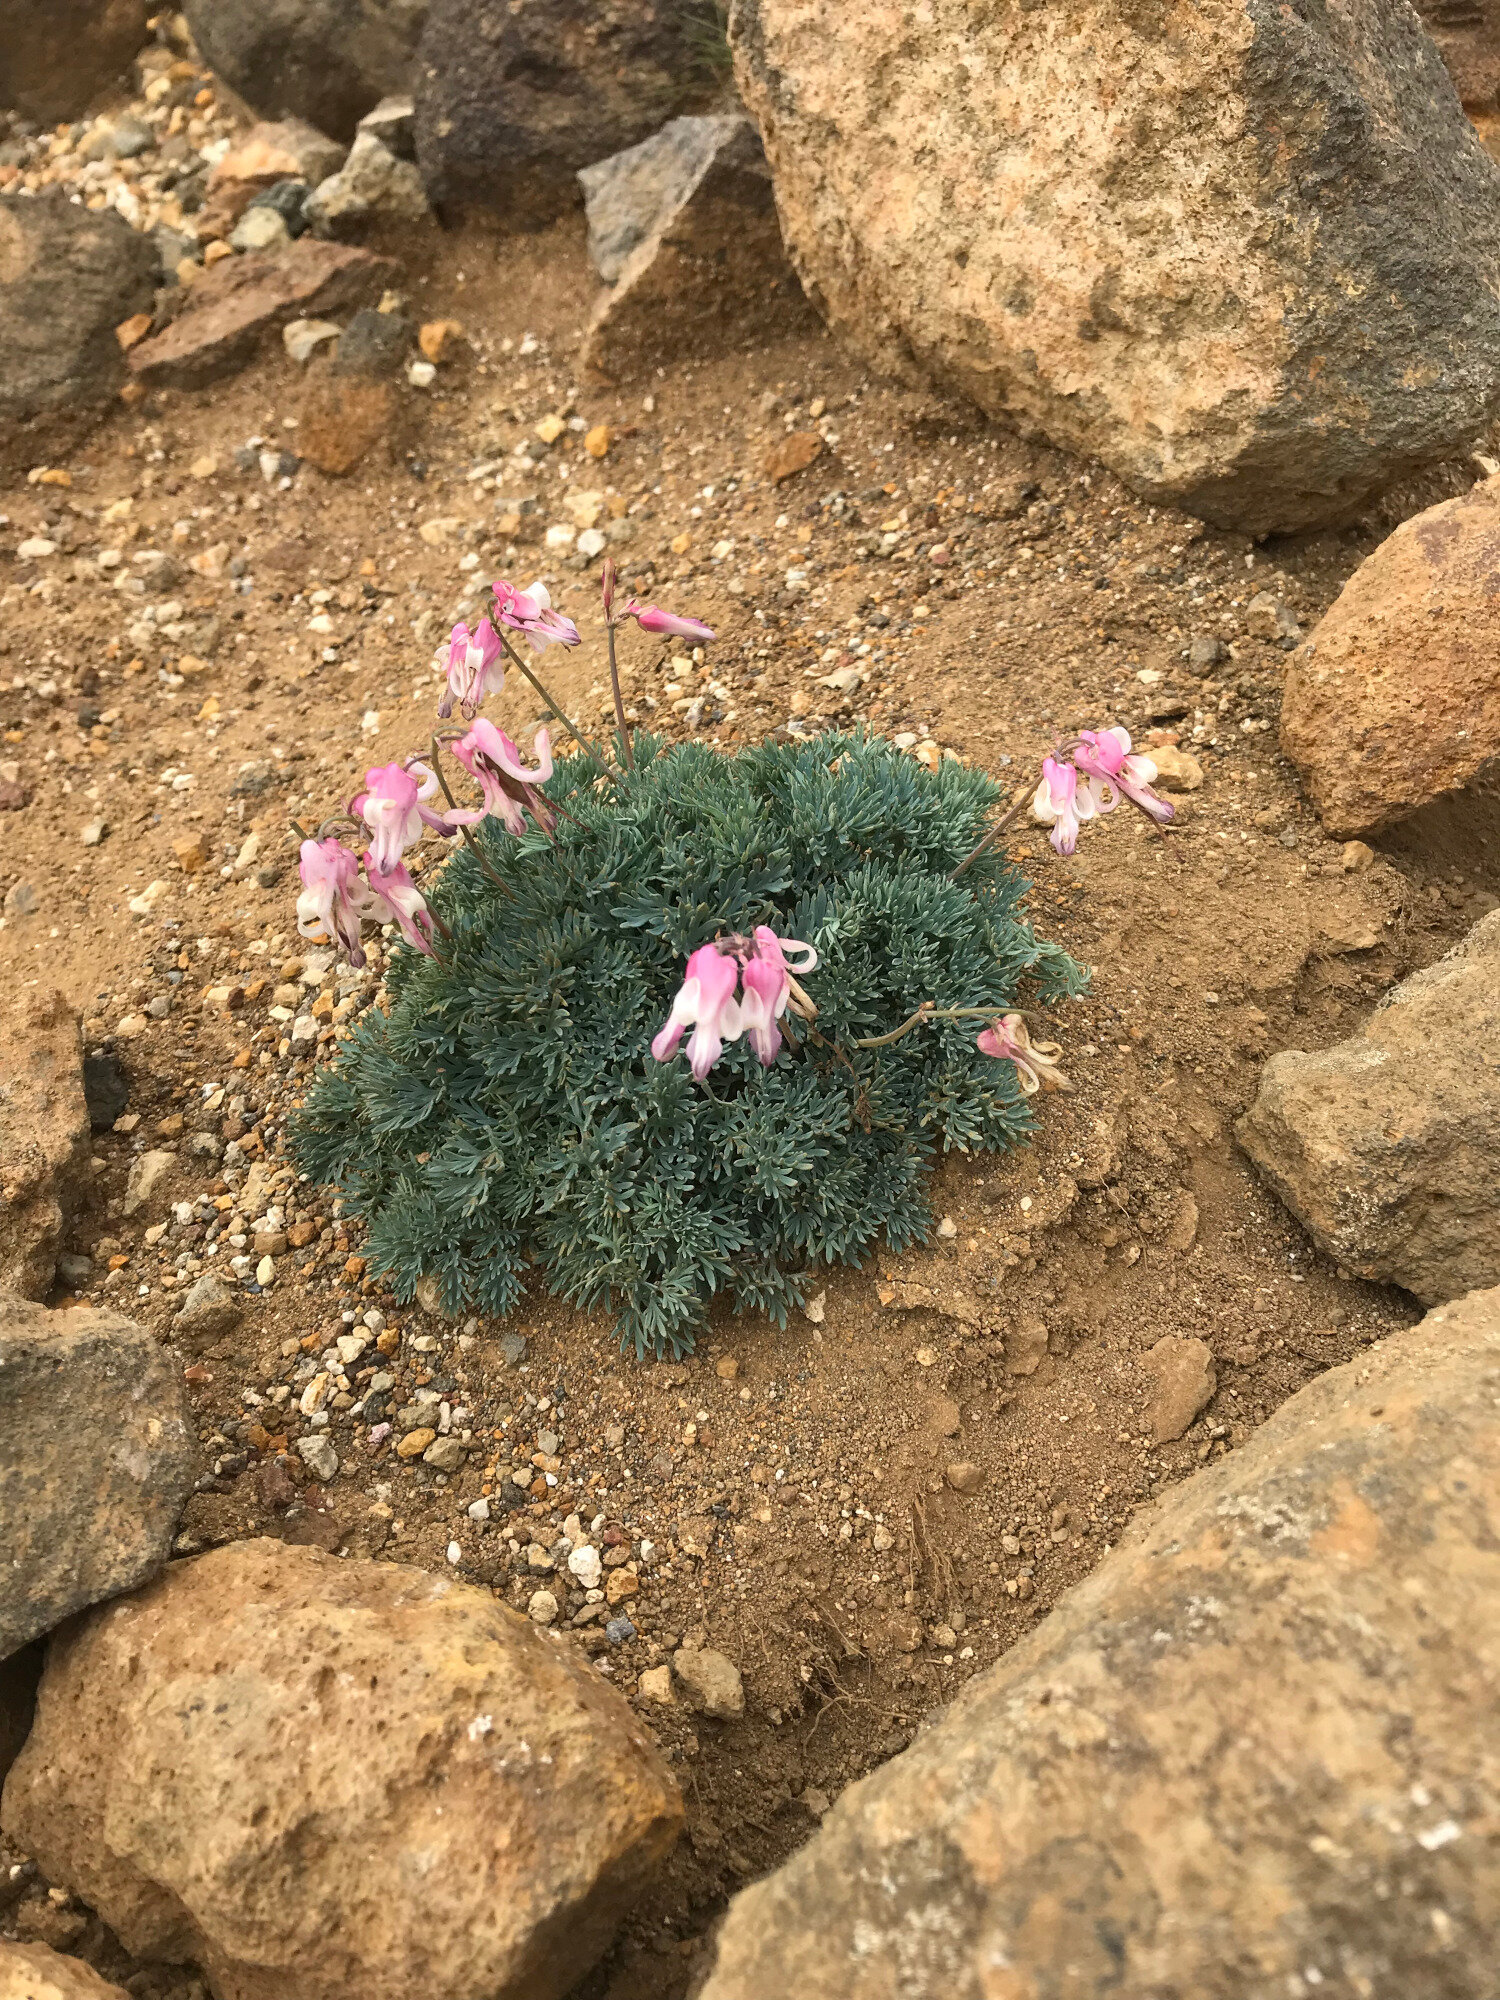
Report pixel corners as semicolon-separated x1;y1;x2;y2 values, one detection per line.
296;838;374;966
364;853;437;956
349;759;452;874
1073;726;1175;826
436;616;504;719
622;599;716;644
1031;755;1102;857
491;578;580;653
448;721;555;837
735;926;819;1066
651;941;743;1080
976;1012;1071;1094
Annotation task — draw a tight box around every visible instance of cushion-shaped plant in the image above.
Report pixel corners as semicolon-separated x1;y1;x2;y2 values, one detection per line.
291;729;1084;1355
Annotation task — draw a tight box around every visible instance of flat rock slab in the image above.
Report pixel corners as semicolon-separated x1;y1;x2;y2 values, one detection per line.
0;1944;131;2000
2;1539;683;2000
700;1283;1500;1999
0;1295;194;1657
1238;909;1500;1304
0;989;91;1300
128;242;397;390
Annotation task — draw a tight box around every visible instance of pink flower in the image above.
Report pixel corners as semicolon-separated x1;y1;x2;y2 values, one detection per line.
651;942;743;1080
448;720;555;837
976;1012;1071;1095
1073;726;1175;826
436;616;504;719
622;599;715;644
736;926;819;1066
1030;756;1104;857
491;578;580;653
363;852;437;957
349;760;452;874
296;838;372;964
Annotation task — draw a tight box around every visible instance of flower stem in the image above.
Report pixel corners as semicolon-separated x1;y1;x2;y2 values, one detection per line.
606;621;634;771
850;1003;1028;1050
496;634;605;764
950;784;1033;881
428;733;515;899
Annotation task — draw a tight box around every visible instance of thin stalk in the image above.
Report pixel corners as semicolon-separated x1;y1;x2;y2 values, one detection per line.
850;1004;1036;1051
606;621;634;771
496;633;607;766
950;785;1033;881
429;733;515;899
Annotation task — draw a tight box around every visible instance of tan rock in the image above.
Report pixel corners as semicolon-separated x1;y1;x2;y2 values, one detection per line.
728;0;1500;533
297;371;398;476
172;833;208;873
0;988;90;1298
943;1461;985;1495
1280;476;1500;838
1140;1334;1216;1443
763;430;823;484
210;121;346;191
671;1646;744;1720
1239;910;1500;1304
1147;744;1203;793
418;318;464;363
699;1286;1500;2000
2;1540;683;2000
0;1943;132;2000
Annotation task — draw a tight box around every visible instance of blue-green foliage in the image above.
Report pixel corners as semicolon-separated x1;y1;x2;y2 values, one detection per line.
291;732;1084;1355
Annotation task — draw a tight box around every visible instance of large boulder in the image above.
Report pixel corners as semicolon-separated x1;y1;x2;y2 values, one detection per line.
181;0;427;143
728;0;1500;534
0;1296;195;1658
582;115;808;380
1;1540;684;2000
1237;911;1500;1305
0;989;91;1300
0;1945;131;2000
0;0;147;124
1416;0;1500;108
1279;475;1500;839
0;196;157;476
700;1284;1500;2000
414;0;717;227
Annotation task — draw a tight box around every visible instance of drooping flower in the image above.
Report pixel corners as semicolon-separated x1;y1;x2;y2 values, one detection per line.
1030;755;1102;857
349;759;452;874
651;942;743;1081
447;721;555;837
976;1012;1071;1095
296;838;373;966
363;852;437;957
436;616;504;719
736;926;820;1066
491;578;580;653
1073;726;1175;826
622;599;716;644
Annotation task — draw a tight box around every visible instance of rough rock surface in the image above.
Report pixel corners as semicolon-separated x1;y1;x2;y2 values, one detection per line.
414;0;715;227
0;1944;131;2000
1416;0;1500;106
0;0;148;124
1279;475;1500;838
305;128;430;237
0;1644;42;1789
1140;1333;1216;1443
3;1540;684;2000
582;116;807;381
0;990;91;1300
1238;911;1500;1304
0;1297;194;1658
126;241;396;389
728;0;1500;533
0;194;157;473
181;0;428;143
700;1285;1500;2000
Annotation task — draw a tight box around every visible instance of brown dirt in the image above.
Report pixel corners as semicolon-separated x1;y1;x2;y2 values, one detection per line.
2;199;1498;2000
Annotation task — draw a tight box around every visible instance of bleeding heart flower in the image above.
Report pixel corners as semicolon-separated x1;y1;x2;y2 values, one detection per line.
436;616;504;719
651;942;743;1080
363;852;437;956
296;838;374;966
1030;755;1104;857
622;599;716;644
491;578;580;653
349;760;452;874
736;926;819;1065
976;1012;1071;1095
1073;726;1175;826
447;720;555;837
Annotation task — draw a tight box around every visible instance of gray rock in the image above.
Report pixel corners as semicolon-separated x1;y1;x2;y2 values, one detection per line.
0;989;90;1300
422;1435;466;1473
699;1283;1500;2000
581;115;745;284
296;1434;339;1481
246;177;313;238
358;93;416;161
173;1272;243;1349
107;116;154;160
414;0;716;228
729;0;1500;533
671;1645;744;1719
331;304;409;376
0;1295;194;1656
181;0;428;143
3;881;39;918
0;192;156;475
1187;634;1225;673
0;0;148;124
1239;910;1500;1304
121;1148;176;1219
306;127;430;236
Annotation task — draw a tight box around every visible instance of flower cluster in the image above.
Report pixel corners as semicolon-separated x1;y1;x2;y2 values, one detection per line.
652;928;819;1080
1031;726;1174;856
